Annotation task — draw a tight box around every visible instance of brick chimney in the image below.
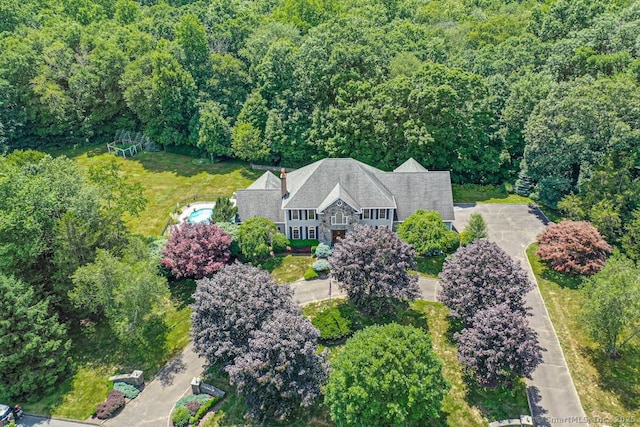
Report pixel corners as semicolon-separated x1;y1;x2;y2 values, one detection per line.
280;168;289;199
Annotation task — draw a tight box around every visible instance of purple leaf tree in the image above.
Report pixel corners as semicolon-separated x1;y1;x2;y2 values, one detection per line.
437;239;533;326
190;262;298;368
536;220;612;276
455;303;544;387
329;225;419;316
226;310;329;421
161;222;231;279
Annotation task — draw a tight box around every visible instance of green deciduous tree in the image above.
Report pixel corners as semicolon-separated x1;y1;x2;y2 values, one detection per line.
237;216;277;260
193;101;232;159
581;254;640;357
231;121;270;162
0;274;71;401
462;213;488;245
70;242;170;343
397;210;459;255
325;323;449;426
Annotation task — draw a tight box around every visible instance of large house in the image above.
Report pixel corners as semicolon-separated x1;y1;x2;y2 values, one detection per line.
236;158;454;244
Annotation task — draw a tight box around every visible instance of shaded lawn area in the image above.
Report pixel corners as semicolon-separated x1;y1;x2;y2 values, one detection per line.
452;184;532;204
413;254;447;278
258;255;314;284
526;244;640;422
46;145;261;236
23;280;194;419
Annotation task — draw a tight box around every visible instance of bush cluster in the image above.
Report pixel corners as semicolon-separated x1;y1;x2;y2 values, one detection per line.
304;267;319;280
175;393;212;409
172;406;190;427
113;382;140;399
311;307;352;341
189;396;221;425
96;390;125;419
314;243;332;258
289;239;319;249
271;233;289;253
312;259;330;272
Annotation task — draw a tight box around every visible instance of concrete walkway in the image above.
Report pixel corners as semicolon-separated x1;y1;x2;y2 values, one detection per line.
16;415;96;427
453;204;587;427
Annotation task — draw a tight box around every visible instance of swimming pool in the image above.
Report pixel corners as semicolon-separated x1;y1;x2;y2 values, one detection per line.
187;208;214;224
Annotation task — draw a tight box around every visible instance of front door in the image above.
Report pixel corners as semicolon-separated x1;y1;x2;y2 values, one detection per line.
332;229;346;243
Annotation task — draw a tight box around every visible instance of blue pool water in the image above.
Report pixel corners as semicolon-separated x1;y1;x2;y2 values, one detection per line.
188;208;214;224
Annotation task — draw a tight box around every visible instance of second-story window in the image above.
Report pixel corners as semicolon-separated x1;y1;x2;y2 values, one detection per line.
379;209;387;220
308;210;316;220
332;212;349;225
363;209;371;219
291;210;299;220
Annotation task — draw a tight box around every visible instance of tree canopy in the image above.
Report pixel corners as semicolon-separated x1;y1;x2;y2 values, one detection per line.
397;209;459;255
438;239;533;326
190;262;297;368
329;225;420;316
325;323;449;426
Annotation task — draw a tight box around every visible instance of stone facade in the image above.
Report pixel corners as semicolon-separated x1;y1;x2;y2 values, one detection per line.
318;200;359;243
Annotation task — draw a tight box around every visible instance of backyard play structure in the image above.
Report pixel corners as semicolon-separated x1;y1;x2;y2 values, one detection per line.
107;130;156;158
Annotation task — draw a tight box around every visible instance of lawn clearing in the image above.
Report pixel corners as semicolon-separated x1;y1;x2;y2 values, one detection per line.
23;281;193;420
452;184;532;204
47;145;261;236
526;244;640;423
258;255;315;284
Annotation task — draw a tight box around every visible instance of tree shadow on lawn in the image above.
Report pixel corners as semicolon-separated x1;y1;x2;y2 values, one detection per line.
464;375;531;422
540;267;584;290
169;278;196;309
584;343;640;411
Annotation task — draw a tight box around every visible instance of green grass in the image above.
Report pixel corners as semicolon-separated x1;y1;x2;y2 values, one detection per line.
300;299;530;426
258;255;315;284
526;244;640;423
24;281;193;419
452;184;532;204
413;254;447;278
46;145;261;236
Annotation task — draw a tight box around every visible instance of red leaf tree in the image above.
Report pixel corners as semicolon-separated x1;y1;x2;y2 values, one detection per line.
161;223;231;279
536;220;612;275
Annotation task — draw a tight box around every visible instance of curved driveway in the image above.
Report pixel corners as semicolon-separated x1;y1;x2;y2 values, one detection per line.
453;204;586;427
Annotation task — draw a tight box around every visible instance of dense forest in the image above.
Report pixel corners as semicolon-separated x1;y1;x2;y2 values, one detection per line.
2;0;640;247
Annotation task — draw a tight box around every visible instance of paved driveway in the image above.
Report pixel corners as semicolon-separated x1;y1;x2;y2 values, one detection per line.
454;204;587;427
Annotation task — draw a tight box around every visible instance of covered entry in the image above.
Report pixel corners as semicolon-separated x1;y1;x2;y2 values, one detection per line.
332;229;346;243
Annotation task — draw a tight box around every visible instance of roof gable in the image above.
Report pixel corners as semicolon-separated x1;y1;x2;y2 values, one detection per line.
282;158;395;209
393;158;428;173
317;183;361;213
247;171;280;189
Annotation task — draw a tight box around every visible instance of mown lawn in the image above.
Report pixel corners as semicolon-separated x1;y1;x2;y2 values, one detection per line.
526;244;640;424
452;184;532;204
24;281;193;419
413;254;447;278
258;255;315;284
47;145;261;236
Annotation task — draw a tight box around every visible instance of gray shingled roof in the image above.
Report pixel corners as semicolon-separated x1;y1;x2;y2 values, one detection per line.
376;171;454;221
247;171;281;189
317;183;361;213
283;158;395;209
236;189;284;223
236;157;454;224
394;158;429;173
